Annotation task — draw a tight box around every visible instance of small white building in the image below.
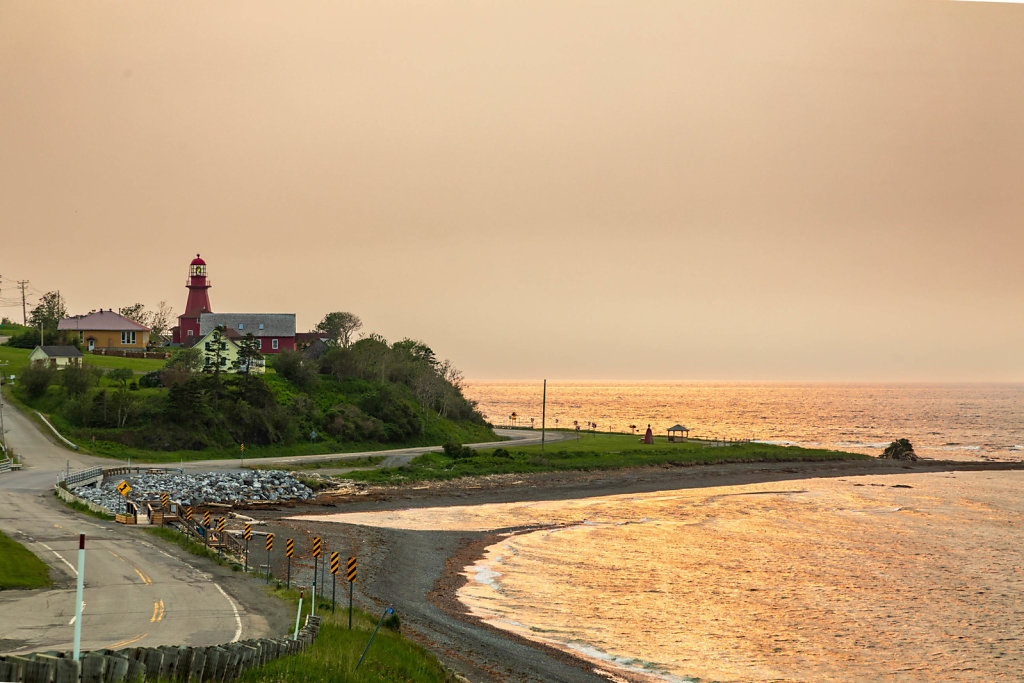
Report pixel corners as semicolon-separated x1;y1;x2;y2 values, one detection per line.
29;345;83;369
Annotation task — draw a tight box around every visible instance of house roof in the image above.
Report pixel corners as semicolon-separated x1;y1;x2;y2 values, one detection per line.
58;310;150;332
199;313;295;337
34;345;83;358
195;328;241;348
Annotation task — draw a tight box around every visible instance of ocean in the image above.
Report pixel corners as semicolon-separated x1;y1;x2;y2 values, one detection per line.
325;471;1024;681
462;381;1024;461
314;382;1024;681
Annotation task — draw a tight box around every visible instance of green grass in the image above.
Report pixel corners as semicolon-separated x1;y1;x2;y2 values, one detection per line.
343;433;872;485
236;587;453;683
0;346;165;375
0;530;51;590
0;345;31;375
248;455;386;471
81;353;166;373
86;438;438;464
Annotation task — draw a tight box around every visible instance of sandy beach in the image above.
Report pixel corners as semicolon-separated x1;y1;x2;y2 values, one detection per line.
248;458;1024;682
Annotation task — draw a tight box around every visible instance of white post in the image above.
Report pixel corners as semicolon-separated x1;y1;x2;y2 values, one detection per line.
294;591;303;640
73;533;85;660
311;577;316;616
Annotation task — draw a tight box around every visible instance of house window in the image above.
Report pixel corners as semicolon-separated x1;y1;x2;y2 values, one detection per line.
238;323;244;330
272;339;279;350
204;342;211;350
121;331;136;345
187;329;194;337
259;323;264;330
79;332;84;343
258;339;263;350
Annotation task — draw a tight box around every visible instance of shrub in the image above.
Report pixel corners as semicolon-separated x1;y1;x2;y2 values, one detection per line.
324;403;384;442
138;370;163;388
492;447;512;459
272;350;317;388
60;364;100;397
382;612;401;631
105;367;134;388
442;442;476;459
18;364;54;399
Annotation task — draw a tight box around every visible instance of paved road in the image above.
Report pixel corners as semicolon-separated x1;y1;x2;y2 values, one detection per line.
185;428;569;471
0;400;567;655
0;404;269;655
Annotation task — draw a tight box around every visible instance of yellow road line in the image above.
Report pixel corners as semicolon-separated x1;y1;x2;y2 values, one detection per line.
158;599;165;622
150;601;159;622
105;633;148;649
149;599;165;622
110;550;152;584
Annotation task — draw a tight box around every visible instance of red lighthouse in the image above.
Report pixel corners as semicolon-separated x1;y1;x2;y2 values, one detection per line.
172;254;213;344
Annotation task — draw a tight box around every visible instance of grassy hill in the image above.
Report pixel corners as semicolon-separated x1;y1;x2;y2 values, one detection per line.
7;337;492;463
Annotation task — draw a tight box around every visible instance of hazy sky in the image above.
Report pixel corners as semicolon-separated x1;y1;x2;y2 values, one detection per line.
2;0;1022;381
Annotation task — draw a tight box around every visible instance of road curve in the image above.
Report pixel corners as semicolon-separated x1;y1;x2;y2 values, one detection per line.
0;402;567;655
182;427;573;471
0;404;276;655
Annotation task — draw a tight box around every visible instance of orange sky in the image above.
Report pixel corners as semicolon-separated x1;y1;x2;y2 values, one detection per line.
2;0;1022;381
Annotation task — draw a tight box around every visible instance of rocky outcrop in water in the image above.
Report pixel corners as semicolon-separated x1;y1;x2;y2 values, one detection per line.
880;438;917;461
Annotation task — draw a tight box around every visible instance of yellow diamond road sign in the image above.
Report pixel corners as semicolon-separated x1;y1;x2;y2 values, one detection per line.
116;481;131;496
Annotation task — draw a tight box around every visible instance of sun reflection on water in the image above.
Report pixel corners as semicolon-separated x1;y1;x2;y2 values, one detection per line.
303;472;1024;681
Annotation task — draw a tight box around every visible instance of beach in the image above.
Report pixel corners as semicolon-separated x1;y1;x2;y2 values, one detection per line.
248;458;1024;682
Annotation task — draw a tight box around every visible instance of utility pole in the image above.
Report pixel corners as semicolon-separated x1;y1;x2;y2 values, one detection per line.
17;280;29;325
0;361;8;455
541;379;546;453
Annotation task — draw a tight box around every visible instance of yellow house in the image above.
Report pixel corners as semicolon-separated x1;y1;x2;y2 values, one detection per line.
58;309;150;351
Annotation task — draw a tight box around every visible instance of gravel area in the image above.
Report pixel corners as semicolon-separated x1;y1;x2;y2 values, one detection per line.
73;470;314;514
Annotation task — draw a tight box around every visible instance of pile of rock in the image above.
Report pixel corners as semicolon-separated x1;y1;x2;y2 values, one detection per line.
880;438;918;461
74;470;314;514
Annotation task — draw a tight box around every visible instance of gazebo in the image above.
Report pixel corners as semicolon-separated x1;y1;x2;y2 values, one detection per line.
667;424;690;442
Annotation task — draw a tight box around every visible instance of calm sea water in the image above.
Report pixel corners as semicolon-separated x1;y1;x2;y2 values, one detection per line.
463;381;1024;461
314;472;1024;682
308;383;1024;681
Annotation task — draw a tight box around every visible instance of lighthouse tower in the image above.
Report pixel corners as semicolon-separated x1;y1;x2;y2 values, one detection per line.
173;254;213;343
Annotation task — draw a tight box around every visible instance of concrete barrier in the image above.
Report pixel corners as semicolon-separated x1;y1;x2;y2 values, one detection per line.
54;485;115;517
0;616;323;682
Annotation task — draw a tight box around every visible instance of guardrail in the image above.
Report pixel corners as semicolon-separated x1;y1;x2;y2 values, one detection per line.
34;412;78;450
0;457;11;474
64;466;103;488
